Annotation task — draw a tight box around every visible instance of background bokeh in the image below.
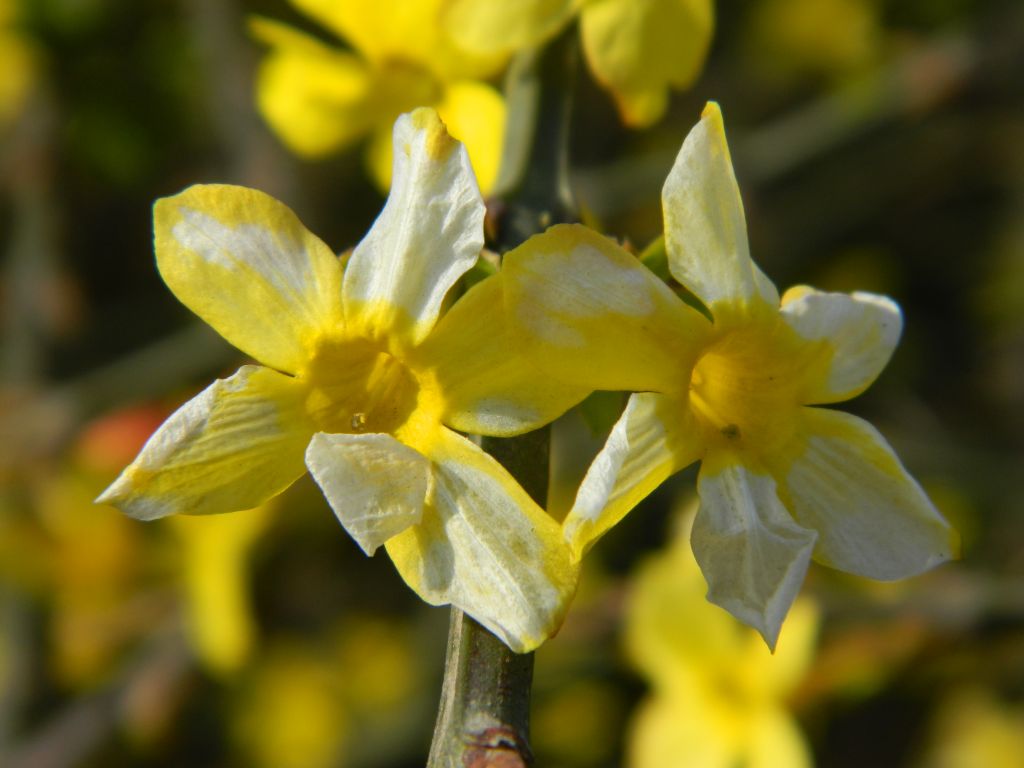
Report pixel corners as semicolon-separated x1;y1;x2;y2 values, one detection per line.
2;0;1023;766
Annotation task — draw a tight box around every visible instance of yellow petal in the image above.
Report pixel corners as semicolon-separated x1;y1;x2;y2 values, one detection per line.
774;407;957;579
154;184;345;374
445;0;579;55
580;0;713;127
251;17;373;158
96;366;312;519
745;708;814;768
627;693;731;768
385;428;578;652
293;0;505;79
412;274;589;437
564;393;700;560
692;456;817;649
663;103;779;312
305;432;430;555
780;286;902;404
344;109;485;347
173;506;271;675
502;223;710;392
436;81;506;195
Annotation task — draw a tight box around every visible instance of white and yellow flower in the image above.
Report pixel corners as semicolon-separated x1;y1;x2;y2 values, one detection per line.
503;102;957;647
626;512;817;768
251;0;506;191
97;108;585;653
445;0;713;127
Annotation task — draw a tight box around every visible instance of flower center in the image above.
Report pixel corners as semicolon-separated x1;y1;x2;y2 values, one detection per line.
688;318;806;454
302;336;420;436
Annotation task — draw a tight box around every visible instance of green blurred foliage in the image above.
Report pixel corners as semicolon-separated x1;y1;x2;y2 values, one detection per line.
2;0;1023;766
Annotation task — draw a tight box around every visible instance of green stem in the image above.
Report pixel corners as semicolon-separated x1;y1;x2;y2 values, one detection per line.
426;26;578;768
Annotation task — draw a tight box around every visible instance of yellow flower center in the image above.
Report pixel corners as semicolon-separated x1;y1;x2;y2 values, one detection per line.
688;308;828;456
302;336;421;436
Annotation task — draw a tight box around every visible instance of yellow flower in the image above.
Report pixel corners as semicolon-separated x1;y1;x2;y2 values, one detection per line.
0;0;37;130
97;109;584;653
626;514;817;768
445;0;713;127
251;0;506;192
503;102;956;647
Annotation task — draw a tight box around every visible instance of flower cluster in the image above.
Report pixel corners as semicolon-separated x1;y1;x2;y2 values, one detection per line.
99;104;955;652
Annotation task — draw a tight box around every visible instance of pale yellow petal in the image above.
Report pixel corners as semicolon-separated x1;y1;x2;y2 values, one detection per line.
385;428;577;652
96;366;312;520
775;407;957;580
412;274;589;437
445;0;579;55
436;81;506;195
344;109;485;347
502;223;710;392
627;693;731;768
565;393;700;560
294;0;505;78
251;17;373;158
745;708;813;768
154;184;345;374
692;457;817;649
305;432;430;555
780;286;902;404
580;0;713;127
663;103;779;311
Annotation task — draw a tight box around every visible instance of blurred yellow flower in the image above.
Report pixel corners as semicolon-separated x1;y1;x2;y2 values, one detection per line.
252;0;506;191
920;687;1024;768
504;102;956;647
446;0;713;127
626;517;817;768
170;504;271;676
0;0;37;129
98;109;585;653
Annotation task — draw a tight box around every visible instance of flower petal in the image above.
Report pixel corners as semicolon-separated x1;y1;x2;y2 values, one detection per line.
444;0;578;55
780;287;902;403
564;393;700;560
579;0;713;127
663;102;779;311
154;184;345;374
691;457;817;648
385;428;577;652
412;274;589;436
502;223;710;392
305;432;430;556
777;407;957;579
96;366;312;520
251;17;373;158
343;109;485;346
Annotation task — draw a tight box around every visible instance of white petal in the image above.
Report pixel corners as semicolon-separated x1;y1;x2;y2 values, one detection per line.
565;392;700;560
96;366;312;520
305;432;430;555
343;108;485;346
692;458;817;648
385;428;577;652
662;102;778;311
781;287;902;403
779;408;957;580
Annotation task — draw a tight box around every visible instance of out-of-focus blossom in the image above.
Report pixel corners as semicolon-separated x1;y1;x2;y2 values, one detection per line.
504;102;956;647
919;688;1024;768
251;0;506;191
169;504;271;676
743;0;880;80
0;0;37;130
98;109;586;652
446;0;713;127
625;513;817;768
